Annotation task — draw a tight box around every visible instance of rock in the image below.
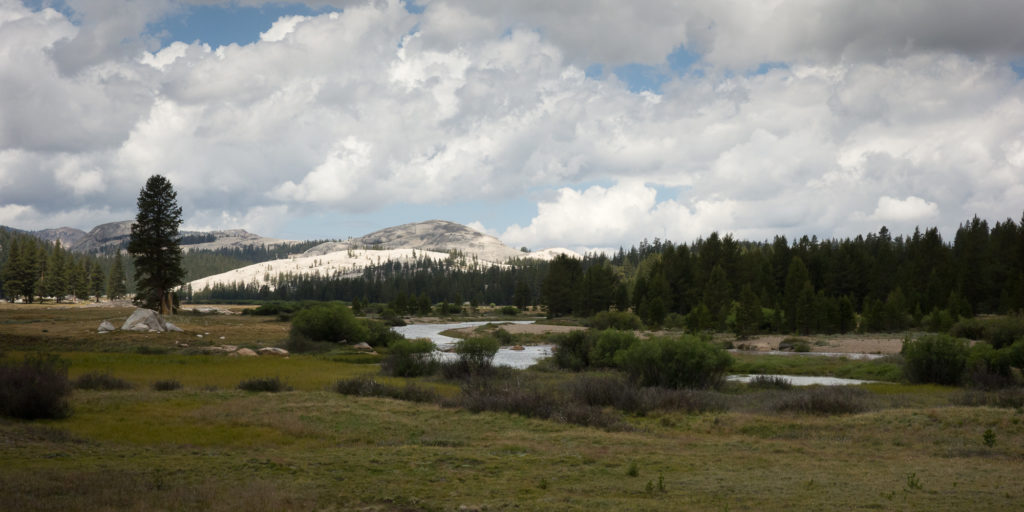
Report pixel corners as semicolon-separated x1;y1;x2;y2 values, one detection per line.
196;334;203;338
165;322;184;332
235;348;258;357
98;320;116;333
510;345;525;351
121;308;168;332
257;347;289;356
352;342;374;351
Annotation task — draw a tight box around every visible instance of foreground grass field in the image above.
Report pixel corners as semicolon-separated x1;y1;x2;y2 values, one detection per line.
2;304;1024;511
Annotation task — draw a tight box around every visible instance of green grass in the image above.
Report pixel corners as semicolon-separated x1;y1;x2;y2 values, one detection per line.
3;305;1024;510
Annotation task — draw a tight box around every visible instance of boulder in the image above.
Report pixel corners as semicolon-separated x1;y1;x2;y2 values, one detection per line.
352;342;374;351
257;347;289;356
121;309;167;332
235;348;258;357
165;322;184;332
98;320;116;333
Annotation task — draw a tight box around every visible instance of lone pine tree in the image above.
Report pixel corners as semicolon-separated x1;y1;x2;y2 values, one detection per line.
127;175;185;314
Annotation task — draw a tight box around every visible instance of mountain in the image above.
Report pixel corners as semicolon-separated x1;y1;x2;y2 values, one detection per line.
186;220;580;292
302;220;526;262
32;227;87;247
68;221;290;253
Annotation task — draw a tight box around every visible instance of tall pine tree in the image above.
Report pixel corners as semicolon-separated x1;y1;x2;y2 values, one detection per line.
128;175;185;314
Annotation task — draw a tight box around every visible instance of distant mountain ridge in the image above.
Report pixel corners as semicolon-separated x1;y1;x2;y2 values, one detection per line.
187;220;580;292
6;220;290;254
302;220;527;262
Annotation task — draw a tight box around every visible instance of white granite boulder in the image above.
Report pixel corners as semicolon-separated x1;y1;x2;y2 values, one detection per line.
121;309;167;332
98;320;116;333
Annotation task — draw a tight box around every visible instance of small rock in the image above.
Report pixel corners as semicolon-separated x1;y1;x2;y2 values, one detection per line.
235;348;258;357
352;342;374;351
510;345;525;351
219;336;226;340
165;322;183;332
257;347;289;356
196;334;203;338
98;320;116;333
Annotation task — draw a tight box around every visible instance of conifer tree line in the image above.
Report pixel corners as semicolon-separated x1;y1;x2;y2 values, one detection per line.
190;212;1024;335
0;229;128;303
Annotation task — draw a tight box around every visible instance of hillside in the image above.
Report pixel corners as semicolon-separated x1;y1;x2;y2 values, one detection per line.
187;220;579;292
67;221;291;254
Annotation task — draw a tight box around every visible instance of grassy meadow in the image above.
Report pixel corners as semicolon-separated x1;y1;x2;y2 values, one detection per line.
2;303;1024;511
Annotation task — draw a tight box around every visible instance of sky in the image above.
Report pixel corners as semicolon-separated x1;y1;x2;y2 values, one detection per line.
2;0;1024;252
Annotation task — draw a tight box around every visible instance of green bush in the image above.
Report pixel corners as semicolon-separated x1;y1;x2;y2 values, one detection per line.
0;353;72;420
237;376;292;392
614;335;733;389
332;376;439;403
767;387;869;415
380;339;437;377
152;379;182;391
74;372;133;390
493;327;515;345
748;375;793;390
950;315;1024;349
500;306;519;316
901;334;969;385
589;311;643;331
778;337;811;352
552;330;594;371
454;337;500;372
289;302;368;343
964;342;1017;389
363;318;404;347
589;329;639;368
922;308;956;333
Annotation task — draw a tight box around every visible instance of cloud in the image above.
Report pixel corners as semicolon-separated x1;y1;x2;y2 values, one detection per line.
1;0;1023;251
869;196;940;222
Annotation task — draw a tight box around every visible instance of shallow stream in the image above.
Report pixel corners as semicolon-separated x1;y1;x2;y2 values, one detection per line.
393;322;881;381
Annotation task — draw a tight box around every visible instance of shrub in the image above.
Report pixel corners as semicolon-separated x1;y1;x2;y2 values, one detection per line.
380;339;437;377
455;336;500;372
901;334;969;385
284;334;335;354
778;337;811;352
152;379;182;391
952;388;1024;408
748;375;794;390
237;376;292;392
663;313;687;330
363;318;404;347
922;308;956;333
332;376;439;403
493;327;515;345
589;329;639;368
379;307;406;326
289;302;368;343
768;387;869;415
614;335;733;389
0;353;71;420
455;380;632;431
950;315;1024;348
589;310;643;331
500;306;519;316
552;330;595;371
564;375;646;414
74;372;133;390
964;342;1017;389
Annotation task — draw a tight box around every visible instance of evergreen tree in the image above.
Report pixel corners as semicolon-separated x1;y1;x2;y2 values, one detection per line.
783;257;812;332
106;252;128;300
702;264;731;328
541;254;582;317
88;260;105;301
41;241;68;302
127;175;186;314
734;284;763;340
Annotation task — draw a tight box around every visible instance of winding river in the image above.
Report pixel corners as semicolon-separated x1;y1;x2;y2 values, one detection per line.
392;321;878;383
